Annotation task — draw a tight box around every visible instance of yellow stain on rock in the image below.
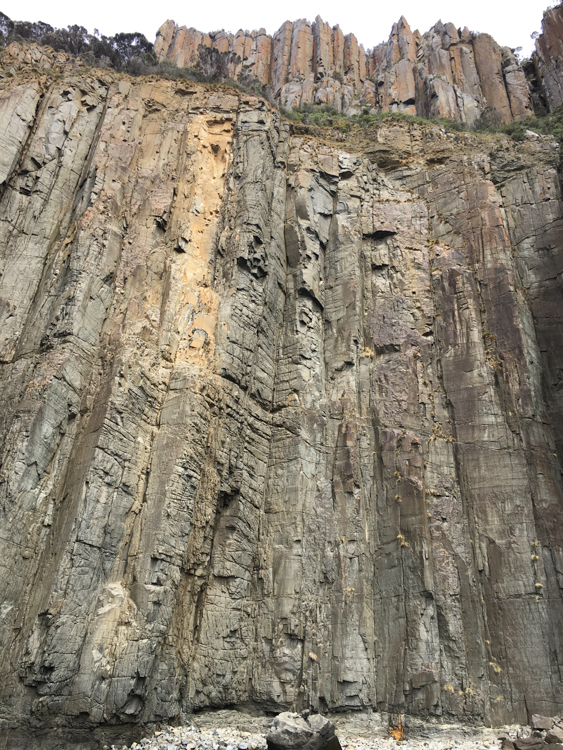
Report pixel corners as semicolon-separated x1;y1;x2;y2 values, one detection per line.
168;114;233;367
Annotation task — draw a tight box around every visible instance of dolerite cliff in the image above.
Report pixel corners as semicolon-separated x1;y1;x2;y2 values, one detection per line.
1;37;563;750
155;15;534;124
535;4;563;111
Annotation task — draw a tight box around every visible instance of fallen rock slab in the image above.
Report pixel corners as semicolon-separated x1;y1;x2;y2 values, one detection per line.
514;738;547;750
266;713;342;750
533;717;555;731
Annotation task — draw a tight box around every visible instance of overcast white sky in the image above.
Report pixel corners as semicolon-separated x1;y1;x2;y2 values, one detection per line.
3;0;553;57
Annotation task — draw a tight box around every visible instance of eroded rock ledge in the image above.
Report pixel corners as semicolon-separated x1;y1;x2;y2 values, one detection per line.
0;44;562;748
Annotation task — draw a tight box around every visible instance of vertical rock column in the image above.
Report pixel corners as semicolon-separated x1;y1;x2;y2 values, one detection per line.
0;72;246;725
396;132;563;721
535;4;563;110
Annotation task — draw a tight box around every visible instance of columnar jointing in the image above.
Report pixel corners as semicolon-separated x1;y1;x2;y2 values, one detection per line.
155;15;534;125
0;35;562;749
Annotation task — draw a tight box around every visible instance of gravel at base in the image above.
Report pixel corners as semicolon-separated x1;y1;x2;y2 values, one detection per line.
103;722;508;750
104;725;268;750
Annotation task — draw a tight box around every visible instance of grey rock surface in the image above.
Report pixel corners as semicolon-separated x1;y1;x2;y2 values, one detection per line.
534;5;563;111
266;713;316;750
266;713;340;750
0;43;562;748
532;718;554;732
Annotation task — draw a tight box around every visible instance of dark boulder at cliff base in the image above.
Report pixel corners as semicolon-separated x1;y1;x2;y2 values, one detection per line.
266;713;342;750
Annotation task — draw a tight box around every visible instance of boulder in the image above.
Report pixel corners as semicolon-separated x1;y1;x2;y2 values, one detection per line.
266;713;342;750
514;738;547;750
533;716;555;731
547;730;563;745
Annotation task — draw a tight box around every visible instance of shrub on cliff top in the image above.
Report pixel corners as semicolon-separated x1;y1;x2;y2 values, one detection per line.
472;105;563;149
0;11;273;99
3;8;563;153
0;11;156;73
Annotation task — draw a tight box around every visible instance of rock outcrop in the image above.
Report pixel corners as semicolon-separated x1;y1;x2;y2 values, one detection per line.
266;712;341;750
0;41;563;749
155;15;534;124
534;4;563;111
499;715;563;750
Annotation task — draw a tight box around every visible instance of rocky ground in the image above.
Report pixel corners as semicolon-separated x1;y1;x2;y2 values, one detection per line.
101;710;562;750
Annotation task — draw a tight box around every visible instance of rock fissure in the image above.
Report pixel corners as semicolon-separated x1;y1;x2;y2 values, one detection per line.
0;33;563;748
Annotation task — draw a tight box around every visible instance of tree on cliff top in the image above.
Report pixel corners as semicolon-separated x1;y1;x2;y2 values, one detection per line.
0;11;156;73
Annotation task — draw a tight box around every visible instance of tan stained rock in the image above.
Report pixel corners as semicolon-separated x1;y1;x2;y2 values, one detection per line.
394;58;417;106
344;32;360;89
332;25;345;75
252;31;273;84
313;16;333;79
272;21;293;94
503;52;534;121
458;44;482;98
428;48;453;84
289;19;314;81
426;75;459;120
154;15;533;122
397;16;418;62
473;33;512;123
154;19;176;61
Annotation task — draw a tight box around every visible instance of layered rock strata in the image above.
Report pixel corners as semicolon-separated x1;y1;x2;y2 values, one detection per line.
155;15;534;124
0;43;563;748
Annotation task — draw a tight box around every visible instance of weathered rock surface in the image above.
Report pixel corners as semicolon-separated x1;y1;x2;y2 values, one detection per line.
266;713;341;750
532;716;554;731
155;16;534;123
534;4;563;111
500;716;563;750
0;42;563;749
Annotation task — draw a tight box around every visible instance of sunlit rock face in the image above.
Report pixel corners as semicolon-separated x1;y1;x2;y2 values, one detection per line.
155;15;535;125
0;42;563;749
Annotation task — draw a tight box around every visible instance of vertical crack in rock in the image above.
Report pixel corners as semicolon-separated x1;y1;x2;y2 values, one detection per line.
0;44;562;748
154;15;538;125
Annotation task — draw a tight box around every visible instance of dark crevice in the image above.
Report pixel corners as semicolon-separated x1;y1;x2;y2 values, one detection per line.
297;286;323;310
363;230;397;240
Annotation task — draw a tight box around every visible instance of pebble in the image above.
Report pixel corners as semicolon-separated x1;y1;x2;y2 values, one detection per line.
106;726;269;750
104;722;511;750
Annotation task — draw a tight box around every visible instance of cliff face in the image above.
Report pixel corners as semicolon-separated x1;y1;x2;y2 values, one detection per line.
535;4;563;111
155;16;534;125
1;42;563;748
